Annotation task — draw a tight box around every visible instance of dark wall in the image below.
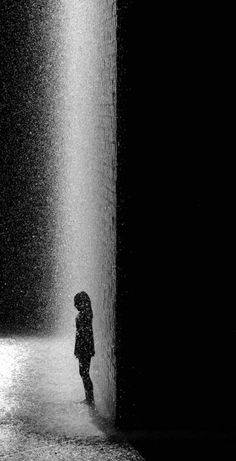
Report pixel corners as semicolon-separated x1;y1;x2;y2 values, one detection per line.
116;1;233;434
0;0;58;334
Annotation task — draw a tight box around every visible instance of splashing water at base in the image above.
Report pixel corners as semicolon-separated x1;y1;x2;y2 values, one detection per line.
0;336;144;460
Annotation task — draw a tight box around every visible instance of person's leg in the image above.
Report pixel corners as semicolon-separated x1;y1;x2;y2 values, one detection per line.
79;356;94;405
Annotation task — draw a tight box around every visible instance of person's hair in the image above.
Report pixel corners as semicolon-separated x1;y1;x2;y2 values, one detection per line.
74;291;91;308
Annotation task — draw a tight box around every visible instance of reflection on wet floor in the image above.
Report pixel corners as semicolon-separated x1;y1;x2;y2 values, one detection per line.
0;336;144;460
0;335;103;438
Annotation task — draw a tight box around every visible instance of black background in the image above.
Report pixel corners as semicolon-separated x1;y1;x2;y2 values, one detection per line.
116;0;234;452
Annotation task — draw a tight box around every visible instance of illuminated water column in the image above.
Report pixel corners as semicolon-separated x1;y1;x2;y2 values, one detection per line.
53;0;117;420
53;1;100;333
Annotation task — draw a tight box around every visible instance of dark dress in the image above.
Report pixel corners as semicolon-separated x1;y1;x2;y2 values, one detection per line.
74;306;95;404
74;308;95;359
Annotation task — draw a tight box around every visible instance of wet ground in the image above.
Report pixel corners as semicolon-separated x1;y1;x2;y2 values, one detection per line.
0;335;144;460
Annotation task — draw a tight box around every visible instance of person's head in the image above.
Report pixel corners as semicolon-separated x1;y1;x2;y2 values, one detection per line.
74;291;91;311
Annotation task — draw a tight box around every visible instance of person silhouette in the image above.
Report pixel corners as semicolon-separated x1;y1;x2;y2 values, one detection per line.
74;291;95;406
